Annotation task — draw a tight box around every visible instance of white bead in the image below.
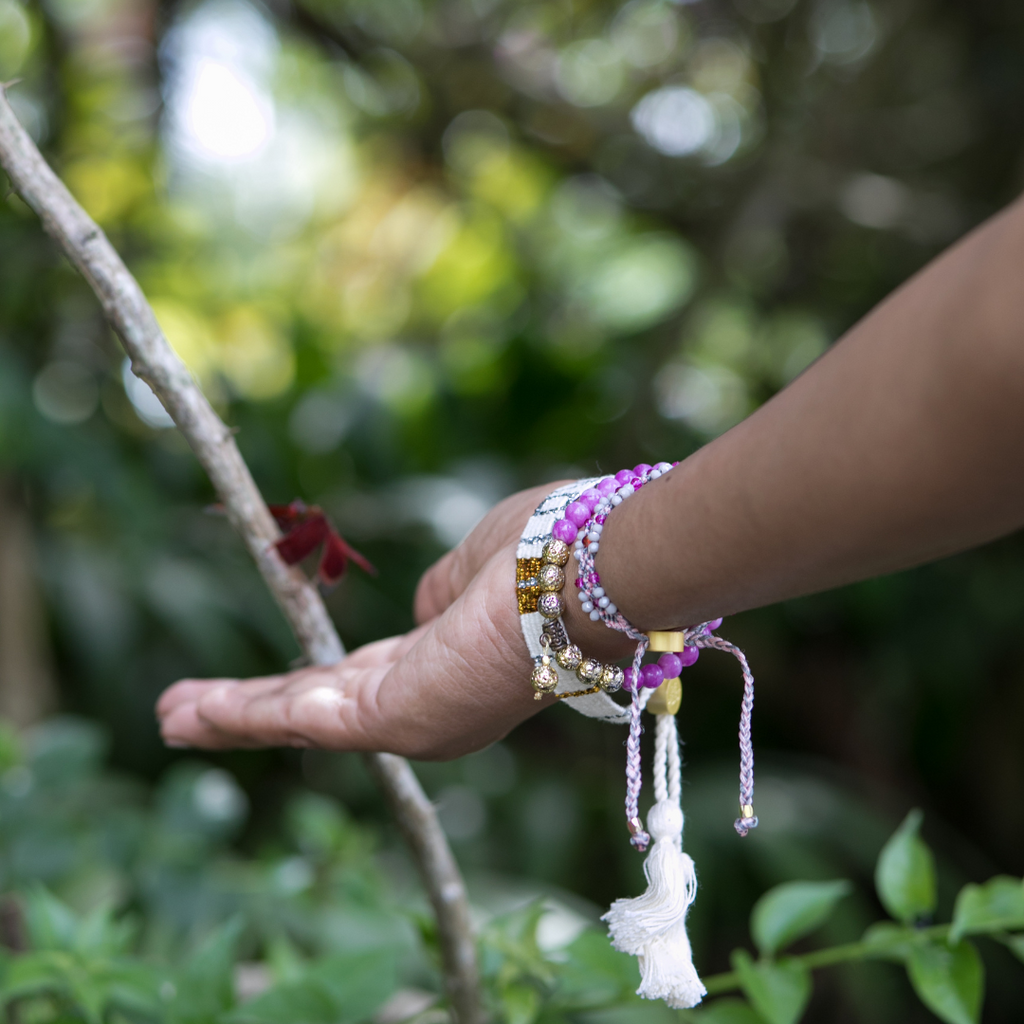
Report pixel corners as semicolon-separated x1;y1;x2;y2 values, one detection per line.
592;587;605;597
589;542;599;552
611;496;622;505
655;462;672;472
577;528;587;541
592;523;603;533
598;596;610;608
619;484;634;497
650;469;662;479
589;610;601;621
581;601;594;613
587;531;600;542
606;603;617;614
577;590;588;601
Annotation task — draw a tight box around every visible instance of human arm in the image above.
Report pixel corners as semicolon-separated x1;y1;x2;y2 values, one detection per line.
159;196;1024;753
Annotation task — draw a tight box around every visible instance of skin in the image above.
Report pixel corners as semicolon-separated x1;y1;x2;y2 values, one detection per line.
158;197;1024;758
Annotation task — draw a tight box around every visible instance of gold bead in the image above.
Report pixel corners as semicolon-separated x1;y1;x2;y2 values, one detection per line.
646;676;682;715
599;665;624;692
555;644;582;670
576;658;603;683
536;592;564;619
542;539;570;566
531;663;559;696
537;564;565;592
646;630;688;652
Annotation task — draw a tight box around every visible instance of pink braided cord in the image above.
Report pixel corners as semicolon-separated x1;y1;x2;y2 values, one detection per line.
692;632;758;836
570;465;759;843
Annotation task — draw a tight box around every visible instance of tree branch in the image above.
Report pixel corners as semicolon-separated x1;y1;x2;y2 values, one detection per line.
0;83;481;1024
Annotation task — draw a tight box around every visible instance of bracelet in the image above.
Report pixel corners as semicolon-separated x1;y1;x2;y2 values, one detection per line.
515;480;629;725
516;466;761;1011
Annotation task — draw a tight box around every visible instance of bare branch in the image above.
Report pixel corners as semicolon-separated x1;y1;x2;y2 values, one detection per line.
0;84;482;1024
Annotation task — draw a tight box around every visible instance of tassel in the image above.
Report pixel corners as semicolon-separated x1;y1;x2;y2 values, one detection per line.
602;716;706;1009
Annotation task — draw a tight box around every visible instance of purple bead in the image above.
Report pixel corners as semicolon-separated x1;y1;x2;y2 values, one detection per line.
565;502;591;527
658;653;682;678
597;477;618;496
615;469;633;486
579;488;601;510
679;646;699;668
595;514;607;525
707;617;723;631
640;664;664;689
622;667;637;692
552;518;577;544
633;463;652;477
629;475;643;489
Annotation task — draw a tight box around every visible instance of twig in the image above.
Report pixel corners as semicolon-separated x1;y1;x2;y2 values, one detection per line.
0;84;482;1024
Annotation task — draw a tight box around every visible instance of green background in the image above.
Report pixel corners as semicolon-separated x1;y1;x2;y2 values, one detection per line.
1;0;1023;1019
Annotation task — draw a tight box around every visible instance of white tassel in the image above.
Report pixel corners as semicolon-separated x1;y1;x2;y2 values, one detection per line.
602;716;706;1010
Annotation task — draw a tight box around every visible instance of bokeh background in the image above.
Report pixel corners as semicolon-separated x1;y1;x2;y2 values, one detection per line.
1;0;1023;1020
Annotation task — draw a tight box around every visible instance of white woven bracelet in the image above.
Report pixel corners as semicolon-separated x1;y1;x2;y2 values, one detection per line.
515;479;629;725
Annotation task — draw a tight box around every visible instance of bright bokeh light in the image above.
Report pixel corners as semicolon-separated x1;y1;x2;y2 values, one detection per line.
162;0;279;167
181;58;274;161
631;86;717;157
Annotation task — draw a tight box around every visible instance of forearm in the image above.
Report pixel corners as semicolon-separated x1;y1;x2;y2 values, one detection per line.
594;196;1024;631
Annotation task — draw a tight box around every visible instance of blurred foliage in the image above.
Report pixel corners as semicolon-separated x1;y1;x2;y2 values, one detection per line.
2;0;1024;1020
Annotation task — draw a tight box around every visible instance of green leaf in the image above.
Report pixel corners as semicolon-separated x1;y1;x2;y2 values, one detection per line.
997;933;1024;963
750;880;852;956
229;949;396;1024
684;997;766;1023
22;886;78;951
731;950;811;1024
906;940;983;1024
950;876;1024;942
166;916;244;1023
499;981;541;1024
875;810;936;924
555;929;639;1010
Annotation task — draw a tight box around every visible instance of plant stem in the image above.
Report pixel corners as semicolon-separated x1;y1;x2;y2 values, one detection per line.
0;82;482;1024
701;924;953;996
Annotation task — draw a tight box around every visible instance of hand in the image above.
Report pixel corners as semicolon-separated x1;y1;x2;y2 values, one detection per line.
413;481;568;624
157;544;552;760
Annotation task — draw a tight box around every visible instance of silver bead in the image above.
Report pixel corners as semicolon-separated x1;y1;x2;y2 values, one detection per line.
555;644;582;670
537;563;565;592
599;665;625;693
542;538;570;567
537;592;564;620
576;658;603;683
581;601;594;613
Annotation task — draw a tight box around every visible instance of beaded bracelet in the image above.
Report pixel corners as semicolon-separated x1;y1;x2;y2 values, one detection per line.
516;467;761;1010
516;480;629;725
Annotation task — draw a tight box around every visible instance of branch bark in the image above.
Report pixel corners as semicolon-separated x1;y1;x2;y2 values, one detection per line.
0;84;481;1024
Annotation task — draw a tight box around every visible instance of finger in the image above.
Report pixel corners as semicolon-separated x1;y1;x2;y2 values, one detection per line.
160;695;263;749
157;678;237;719
192;663;388;749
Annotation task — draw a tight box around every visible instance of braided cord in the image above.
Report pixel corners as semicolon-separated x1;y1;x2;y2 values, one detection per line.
691;633;758;836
